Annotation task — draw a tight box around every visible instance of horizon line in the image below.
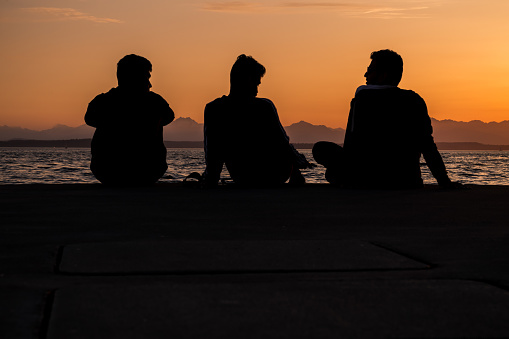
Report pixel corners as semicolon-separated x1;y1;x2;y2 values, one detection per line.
3;116;509;131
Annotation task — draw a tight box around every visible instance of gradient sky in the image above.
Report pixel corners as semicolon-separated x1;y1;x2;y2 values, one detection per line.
1;0;509;130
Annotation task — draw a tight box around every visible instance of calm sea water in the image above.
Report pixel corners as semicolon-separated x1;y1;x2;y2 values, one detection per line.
1;147;508;185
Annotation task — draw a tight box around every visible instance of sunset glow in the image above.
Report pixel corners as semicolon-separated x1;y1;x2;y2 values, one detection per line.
1;0;509;130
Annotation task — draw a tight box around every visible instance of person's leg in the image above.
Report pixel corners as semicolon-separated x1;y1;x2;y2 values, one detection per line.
227;156;293;187
288;166;305;186
312;141;343;167
312;141;344;184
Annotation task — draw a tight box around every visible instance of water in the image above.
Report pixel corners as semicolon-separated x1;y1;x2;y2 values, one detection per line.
1;147;509;185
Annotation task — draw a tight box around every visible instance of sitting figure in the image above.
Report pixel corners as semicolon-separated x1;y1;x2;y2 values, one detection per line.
85;54;174;186
313;49;458;189
203;54;312;187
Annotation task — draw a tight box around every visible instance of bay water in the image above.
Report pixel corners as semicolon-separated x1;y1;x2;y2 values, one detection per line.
1;147;508;185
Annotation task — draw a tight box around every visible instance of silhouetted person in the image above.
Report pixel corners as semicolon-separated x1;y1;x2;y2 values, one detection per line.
203;54;313;187
313;49;458;189
85;54;174;186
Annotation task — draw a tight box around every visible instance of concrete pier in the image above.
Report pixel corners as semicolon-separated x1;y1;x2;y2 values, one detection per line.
1;183;509;338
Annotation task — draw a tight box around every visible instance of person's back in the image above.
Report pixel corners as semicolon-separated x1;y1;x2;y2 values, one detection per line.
313;49;458;189
205;95;293;185
85;54;174;186
204;54;312;187
344;87;435;188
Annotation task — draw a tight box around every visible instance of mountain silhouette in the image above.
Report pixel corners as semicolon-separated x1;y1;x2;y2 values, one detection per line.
431;119;509;144
2;118;509;144
285;121;345;143
0;124;94;141
163;117;203;141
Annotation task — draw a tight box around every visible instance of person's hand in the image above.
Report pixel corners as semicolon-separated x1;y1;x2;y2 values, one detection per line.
294;152;316;169
299;159;317;169
291;145;316;169
305;161;317;169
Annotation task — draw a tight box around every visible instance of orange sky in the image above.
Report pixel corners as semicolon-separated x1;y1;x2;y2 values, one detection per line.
1;0;509;130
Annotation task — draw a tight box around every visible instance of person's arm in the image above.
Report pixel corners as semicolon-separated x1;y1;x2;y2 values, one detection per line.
262;99;313;169
343;98;356;150
203;103;224;186
84;95;103;128
156;94;175;126
417;96;455;187
162;105;175;126
421;134;452;186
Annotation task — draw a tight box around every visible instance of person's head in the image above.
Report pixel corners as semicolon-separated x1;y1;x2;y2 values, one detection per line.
117;54;152;91
229;54;266;97
364;49;403;86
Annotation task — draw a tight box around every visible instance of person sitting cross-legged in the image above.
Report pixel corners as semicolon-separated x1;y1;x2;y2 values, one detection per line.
313;49;460;189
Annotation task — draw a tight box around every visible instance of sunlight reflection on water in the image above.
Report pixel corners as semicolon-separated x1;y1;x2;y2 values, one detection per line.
421;151;509;186
1;148;508;185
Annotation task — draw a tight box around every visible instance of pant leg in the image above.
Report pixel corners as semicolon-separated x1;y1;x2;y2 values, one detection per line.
227;158;292;187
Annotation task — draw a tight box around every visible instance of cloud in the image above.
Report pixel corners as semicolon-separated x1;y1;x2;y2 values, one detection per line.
201;2;357;12
280;2;360;9
359;6;431;19
201;2;264;12
23;7;123;24
200;1;435;18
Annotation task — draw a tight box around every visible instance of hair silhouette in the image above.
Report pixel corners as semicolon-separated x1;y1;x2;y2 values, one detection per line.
229;55;266;97
116;54;153;90
368;49;403;86
230;54;266;84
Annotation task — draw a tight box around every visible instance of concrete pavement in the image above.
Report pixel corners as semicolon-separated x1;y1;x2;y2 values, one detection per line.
1;183;509;338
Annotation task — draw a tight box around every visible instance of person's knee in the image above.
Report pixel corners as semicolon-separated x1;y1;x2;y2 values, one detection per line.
312;141;342;166
312;141;328;164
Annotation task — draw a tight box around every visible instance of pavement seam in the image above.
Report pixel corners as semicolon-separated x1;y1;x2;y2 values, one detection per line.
53;245;65;274
468;279;509;293
38;289;56;339
54;266;432;277
369;241;435;269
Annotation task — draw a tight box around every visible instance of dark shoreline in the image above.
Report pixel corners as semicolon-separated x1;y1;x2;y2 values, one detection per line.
1;138;509;150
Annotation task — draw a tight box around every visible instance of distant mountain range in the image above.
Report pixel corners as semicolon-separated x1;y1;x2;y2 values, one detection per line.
430;118;509;144
1;117;509;144
0;124;94;141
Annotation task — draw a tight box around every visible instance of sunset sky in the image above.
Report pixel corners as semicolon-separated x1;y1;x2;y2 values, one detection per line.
1;0;509;130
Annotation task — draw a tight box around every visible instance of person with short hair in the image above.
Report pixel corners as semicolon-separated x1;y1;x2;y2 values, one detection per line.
203;54;313;187
313;49;459;189
85;54;174;186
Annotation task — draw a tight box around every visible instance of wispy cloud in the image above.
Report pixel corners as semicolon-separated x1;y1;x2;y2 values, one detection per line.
23;7;123;24
360;6;431;19
280;2;360;9
201;2;265;13
201;1;436;18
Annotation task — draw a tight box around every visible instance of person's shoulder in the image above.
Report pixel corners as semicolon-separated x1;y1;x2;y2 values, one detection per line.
256;97;276;110
397;88;421;98
398;88;426;104
147;91;169;104
208;95;228;104
257;97;274;104
398;88;420;96
89;88;116;105
93;88;116;99
205;96;228;108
